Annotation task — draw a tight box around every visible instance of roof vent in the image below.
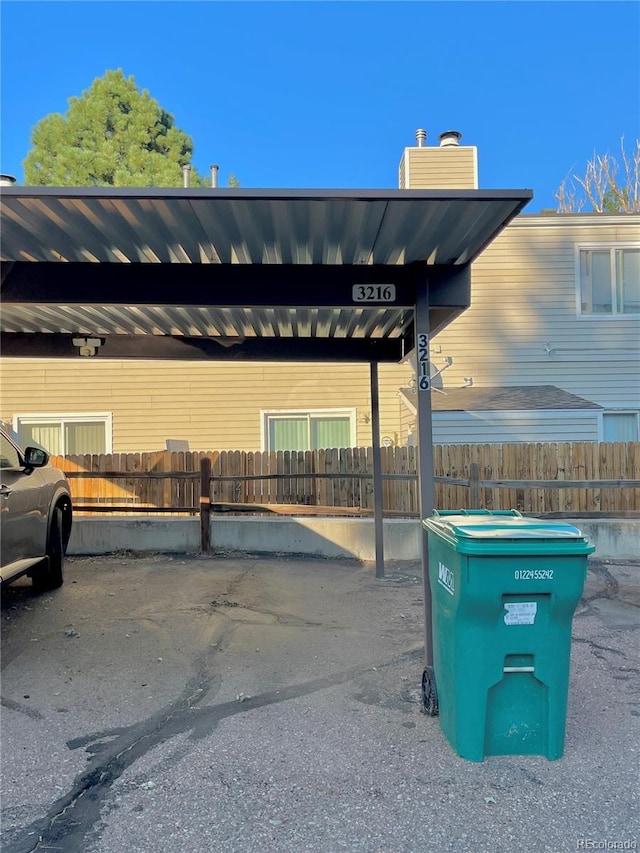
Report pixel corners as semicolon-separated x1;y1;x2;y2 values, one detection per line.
182;165;191;188
415;129;427;147
210;164;219;189
439;130;462;147
0;175;17;186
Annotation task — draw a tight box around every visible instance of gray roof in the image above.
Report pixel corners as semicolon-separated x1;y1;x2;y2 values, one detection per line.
0;186;532;362
400;385;602;412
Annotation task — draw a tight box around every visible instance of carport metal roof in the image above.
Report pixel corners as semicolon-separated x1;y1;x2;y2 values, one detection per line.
0;182;533;629
0;187;532;361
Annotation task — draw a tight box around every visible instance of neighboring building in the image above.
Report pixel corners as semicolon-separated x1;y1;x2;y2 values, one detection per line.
398;130;640;444
400;385;603;445
408;212;639;443
1;131;638;452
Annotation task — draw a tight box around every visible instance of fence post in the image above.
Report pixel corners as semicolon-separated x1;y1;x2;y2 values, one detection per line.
469;462;480;509
200;456;211;552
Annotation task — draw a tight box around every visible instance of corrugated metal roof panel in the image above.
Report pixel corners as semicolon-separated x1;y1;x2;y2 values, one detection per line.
0;304;414;339
0;187;532;267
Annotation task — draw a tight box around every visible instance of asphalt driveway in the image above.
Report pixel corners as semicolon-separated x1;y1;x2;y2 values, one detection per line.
1;553;638;853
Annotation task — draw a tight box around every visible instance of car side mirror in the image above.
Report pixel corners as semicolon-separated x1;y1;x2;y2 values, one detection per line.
24;447;49;468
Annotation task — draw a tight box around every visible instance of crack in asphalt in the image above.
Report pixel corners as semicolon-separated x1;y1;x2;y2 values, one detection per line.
2;647;422;853
572;636;627;657
0;697;44;720
574;561;640;621
578;562;619;608
2;675;209;853
209;598;326;628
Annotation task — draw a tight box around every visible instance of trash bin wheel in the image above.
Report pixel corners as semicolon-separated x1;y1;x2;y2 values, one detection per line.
421;666;439;717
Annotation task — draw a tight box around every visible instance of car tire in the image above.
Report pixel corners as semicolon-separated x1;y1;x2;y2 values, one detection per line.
33;506;65;591
421;666;439;717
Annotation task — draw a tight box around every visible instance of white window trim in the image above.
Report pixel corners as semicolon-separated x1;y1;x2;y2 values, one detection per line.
12;412;113;454
575;242;640;318
260;408;356;452
597;410;640;442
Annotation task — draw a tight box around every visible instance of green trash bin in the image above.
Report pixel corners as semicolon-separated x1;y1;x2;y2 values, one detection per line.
422;509;595;762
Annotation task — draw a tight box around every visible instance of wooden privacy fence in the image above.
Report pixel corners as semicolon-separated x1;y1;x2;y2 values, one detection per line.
52;441;640;518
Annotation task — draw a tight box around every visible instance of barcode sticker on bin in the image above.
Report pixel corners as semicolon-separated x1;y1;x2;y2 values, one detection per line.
504;602;537;626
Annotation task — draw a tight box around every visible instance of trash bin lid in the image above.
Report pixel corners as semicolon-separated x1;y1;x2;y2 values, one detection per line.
423;510;595;555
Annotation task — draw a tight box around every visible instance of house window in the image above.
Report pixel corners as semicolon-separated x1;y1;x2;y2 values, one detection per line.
601;411;639;442
263;410;355;452
13;413;112;456
578;246;640;315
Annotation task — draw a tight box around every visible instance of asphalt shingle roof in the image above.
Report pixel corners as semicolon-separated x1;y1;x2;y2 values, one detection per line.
400;385;602;412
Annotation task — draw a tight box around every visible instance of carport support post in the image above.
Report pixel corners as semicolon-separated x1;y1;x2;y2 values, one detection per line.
415;283;435;669
370;361;384;579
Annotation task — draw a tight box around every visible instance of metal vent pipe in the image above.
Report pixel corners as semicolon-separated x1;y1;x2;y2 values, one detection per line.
210;164;219;188
415;129;427;147
182;165;192;187
439;130;462;147
0;174;17;186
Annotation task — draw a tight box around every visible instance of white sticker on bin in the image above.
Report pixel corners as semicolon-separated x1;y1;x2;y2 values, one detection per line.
504;602;537;625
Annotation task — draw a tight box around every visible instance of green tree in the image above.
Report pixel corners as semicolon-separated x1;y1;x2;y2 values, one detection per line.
23;69;213;187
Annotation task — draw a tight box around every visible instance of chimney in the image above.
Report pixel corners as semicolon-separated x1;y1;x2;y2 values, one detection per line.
0;175;17;186
439;130;463;147
398;127;477;189
210;164;219;188
182;165;191;188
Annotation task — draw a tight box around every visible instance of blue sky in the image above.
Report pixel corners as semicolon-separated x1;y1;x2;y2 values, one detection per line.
1;1;638;211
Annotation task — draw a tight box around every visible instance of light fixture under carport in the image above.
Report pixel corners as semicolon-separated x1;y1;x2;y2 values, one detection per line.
71;337;104;357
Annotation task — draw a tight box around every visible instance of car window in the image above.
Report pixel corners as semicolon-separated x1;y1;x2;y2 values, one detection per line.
0;434;21;469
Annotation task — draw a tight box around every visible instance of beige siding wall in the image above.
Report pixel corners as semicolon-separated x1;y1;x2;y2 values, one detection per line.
399;147;478;189
0;359;413;452
432;214;640;409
